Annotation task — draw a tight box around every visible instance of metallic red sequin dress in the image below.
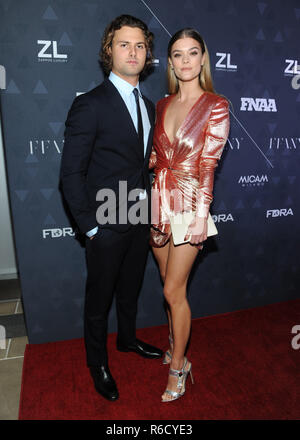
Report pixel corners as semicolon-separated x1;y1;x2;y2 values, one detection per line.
149;91;230;249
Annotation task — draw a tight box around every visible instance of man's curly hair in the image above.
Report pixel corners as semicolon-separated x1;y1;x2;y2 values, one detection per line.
100;15;154;76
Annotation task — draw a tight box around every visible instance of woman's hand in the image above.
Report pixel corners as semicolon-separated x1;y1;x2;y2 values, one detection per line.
185;216;208;245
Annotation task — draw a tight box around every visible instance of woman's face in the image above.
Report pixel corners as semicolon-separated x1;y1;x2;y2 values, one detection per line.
169;37;205;84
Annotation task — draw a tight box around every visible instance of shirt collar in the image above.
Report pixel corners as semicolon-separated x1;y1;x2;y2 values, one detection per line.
109;71;142;98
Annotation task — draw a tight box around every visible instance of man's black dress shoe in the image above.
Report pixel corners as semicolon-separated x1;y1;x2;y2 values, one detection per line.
117;338;163;359
89;365;119;401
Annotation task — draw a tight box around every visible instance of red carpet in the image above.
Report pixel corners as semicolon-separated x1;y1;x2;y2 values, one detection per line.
19;299;300;420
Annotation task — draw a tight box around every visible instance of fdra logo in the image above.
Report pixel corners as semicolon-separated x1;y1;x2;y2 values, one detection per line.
42;227;75;238
240;98;277;112
266;208;293;218
215;53;237;71
37;40;68;62
211;213;234;223
238;175;268;187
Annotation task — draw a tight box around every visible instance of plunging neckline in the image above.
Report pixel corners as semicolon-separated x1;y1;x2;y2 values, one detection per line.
162;91;207;145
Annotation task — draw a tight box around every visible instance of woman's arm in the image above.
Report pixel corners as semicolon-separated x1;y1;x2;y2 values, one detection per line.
196;97;230;219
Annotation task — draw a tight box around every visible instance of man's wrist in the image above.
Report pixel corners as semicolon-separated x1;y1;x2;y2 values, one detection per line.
86;226;98;238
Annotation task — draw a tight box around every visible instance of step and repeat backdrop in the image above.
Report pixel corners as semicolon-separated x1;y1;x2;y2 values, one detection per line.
1;0;299;343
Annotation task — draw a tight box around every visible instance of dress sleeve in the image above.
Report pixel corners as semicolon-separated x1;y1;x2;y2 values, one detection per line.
196;97;230;218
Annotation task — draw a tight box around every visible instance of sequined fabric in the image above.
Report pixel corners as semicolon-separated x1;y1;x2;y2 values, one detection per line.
149;91;230;248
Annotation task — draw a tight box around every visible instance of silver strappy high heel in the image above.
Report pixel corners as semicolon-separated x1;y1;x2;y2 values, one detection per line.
161;357;194;402
162;334;173;365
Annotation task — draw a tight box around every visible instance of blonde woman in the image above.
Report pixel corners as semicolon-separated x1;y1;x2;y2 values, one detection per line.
149;28;230;402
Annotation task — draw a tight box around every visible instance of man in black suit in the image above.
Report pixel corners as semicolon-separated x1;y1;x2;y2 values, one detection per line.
60;15;162;401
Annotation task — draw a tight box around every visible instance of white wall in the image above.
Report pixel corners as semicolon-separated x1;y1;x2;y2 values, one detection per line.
0;112;17;278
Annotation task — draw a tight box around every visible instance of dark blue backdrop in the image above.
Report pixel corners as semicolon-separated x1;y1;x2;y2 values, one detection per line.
1;0;299;343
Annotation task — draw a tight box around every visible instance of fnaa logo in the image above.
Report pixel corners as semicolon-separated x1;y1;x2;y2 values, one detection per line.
240;98;277;112
37;40;68;62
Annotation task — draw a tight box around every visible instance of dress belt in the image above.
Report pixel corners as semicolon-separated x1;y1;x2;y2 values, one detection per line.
155;164;199;178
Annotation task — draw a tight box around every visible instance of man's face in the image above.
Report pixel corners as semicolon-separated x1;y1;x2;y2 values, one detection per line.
110;26;147;84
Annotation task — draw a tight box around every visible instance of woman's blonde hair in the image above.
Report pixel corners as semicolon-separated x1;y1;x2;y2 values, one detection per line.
167;28;215;95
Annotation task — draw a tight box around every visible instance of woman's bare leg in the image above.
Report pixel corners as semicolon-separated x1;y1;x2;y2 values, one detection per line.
161;237;199;400
152;243;173;358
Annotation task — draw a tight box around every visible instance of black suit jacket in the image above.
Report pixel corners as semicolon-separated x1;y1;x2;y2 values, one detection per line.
60;79;155;234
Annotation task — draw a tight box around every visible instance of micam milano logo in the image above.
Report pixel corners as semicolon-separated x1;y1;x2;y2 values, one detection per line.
37;40;68;62
238;175;268;187
215;53;237;71
240;97;277;112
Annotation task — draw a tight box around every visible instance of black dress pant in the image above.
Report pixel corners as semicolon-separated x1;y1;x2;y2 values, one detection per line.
84;223;150;367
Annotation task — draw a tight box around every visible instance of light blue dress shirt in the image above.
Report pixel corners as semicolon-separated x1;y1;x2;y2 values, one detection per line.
108;71;151;156
86;72;150;238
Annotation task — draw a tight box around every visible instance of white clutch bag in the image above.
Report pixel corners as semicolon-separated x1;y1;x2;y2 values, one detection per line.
170;211;218;246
